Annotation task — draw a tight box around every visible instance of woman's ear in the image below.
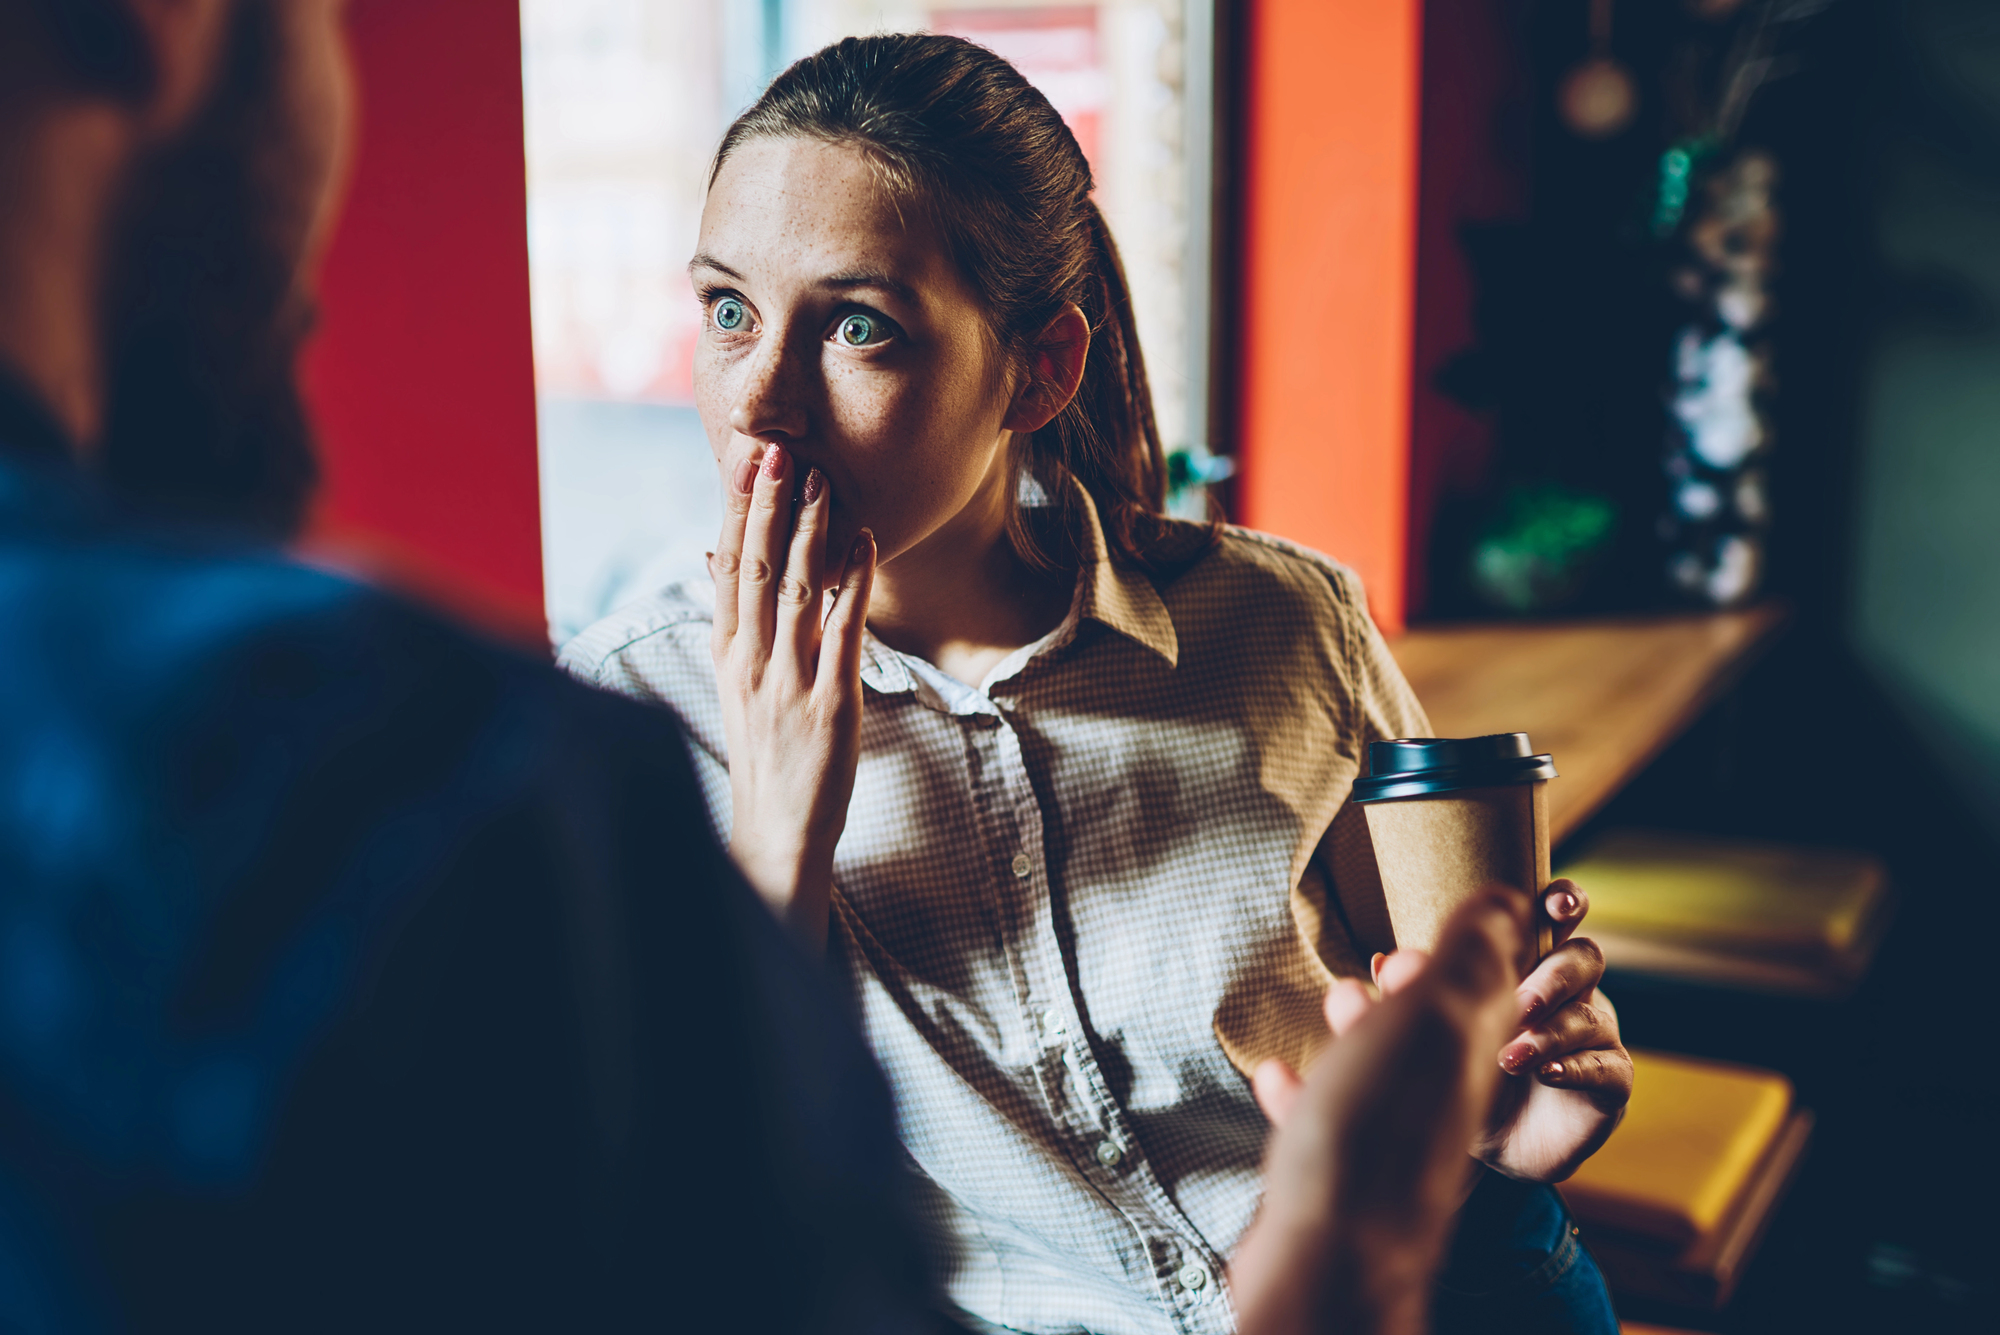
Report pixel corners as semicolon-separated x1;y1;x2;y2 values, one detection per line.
1002;303;1090;435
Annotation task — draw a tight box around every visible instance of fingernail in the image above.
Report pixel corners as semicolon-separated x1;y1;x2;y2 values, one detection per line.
1541;1061;1564;1079
760;444;786;479
1519;996;1545;1025
1555;891;1579;917
1501;1042;1536;1074
851;529;874;563
801;467;825;506
731;458;757;494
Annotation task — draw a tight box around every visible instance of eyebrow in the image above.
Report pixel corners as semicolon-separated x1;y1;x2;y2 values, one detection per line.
821;272;920;304
688;253;918;305
687;252;745;281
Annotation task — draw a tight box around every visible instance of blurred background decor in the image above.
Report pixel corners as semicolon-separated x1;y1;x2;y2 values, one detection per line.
1654;0;1834;608
1468;482;1619;612
1660;146;1778;608
1558;0;1640;140
1414;0;1831;619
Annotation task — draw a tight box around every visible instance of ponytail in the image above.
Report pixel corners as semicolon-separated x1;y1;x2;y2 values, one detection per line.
716;34;1214;574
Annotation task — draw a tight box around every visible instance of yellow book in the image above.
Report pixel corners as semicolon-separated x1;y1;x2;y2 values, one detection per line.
1560;1049;1791;1247
1558;830;1888;963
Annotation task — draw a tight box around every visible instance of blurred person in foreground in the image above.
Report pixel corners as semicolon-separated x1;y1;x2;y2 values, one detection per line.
0;0;1540;1330
0;1;917;1327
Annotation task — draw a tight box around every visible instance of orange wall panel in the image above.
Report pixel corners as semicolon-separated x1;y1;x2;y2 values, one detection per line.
1235;0;1424;631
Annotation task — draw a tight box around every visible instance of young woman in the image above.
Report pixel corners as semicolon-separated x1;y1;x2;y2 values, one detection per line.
562;34;1632;1335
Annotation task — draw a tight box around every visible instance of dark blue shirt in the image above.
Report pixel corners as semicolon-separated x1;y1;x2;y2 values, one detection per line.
0;376;929;1332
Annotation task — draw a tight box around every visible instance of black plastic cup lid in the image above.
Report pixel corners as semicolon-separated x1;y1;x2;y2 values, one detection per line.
1350;733;1557;804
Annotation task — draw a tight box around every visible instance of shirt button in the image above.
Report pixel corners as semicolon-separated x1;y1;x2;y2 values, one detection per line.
1037;1009;1065;1038
1094;1139;1124;1170
1010;852;1032;879
1176;1262;1210;1292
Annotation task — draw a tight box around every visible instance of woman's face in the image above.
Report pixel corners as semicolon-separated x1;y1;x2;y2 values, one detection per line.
691;136;1016;571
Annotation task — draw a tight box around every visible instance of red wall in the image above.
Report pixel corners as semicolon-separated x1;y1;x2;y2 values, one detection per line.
1406;0;1529;619
301;0;545;646
1233;0;1425;632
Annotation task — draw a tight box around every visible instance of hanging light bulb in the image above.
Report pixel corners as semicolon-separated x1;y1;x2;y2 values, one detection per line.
1559;0;1639;139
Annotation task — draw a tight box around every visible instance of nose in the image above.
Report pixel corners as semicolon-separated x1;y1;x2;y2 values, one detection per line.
728;325;810;443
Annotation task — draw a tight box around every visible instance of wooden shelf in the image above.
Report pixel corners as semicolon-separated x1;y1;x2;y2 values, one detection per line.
1389;607;1787;846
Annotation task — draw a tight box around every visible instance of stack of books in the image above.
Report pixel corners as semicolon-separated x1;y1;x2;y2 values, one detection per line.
1558;829;1893;997
1561;1049;1812;1308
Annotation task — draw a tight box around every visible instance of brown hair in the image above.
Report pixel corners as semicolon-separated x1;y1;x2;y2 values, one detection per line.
5;0;318;536
714;32;1209;573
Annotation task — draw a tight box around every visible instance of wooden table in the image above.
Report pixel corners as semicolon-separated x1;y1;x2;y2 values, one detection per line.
1390;606;1787;846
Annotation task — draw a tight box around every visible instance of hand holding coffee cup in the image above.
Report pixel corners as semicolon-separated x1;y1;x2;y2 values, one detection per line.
1352;734;1634;1182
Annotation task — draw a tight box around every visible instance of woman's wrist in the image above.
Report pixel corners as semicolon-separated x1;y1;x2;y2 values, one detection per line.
1235;1212;1433;1335
729;830;837;948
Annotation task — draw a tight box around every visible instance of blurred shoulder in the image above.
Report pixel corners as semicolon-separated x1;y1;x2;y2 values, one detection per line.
0;519;694;792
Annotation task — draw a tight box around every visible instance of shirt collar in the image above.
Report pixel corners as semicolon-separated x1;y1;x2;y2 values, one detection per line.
1069;480;1179;669
855;479;1179;698
857;634;916;696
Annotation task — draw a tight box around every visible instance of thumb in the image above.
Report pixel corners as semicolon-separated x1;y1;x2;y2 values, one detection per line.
1322;976;1378;1037
1423;885;1532;1016
1251;1058;1304;1129
1375;948;1432;997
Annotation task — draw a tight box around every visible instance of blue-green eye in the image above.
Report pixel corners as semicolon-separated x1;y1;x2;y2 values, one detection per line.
836;313;881;347
712;298;746;332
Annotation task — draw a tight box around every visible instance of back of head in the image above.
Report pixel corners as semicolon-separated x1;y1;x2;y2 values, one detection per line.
0;0;319;537
717;32;1195;573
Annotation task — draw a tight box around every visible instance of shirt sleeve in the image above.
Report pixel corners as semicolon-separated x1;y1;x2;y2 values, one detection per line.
1221;556;1432;1079
556;592;736;842
1315;567;1433;963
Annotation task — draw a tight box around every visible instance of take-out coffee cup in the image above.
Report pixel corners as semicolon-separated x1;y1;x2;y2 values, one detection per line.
1350;734;1558;973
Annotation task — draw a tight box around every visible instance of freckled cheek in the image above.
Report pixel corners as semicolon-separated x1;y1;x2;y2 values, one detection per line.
822;372;945;527
818;368;993;561
821;363;981;488
692;343;739;464
820;364;904;468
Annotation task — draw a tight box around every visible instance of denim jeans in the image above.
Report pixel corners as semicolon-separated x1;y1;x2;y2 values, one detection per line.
1430;1169;1620;1335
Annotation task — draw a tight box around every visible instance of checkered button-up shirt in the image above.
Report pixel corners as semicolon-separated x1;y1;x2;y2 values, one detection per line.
559;500;1429;1335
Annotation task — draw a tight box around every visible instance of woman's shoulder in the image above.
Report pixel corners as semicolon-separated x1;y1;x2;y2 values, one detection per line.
1169;521;1375;625
556;578;716;699
1166;523;1426;735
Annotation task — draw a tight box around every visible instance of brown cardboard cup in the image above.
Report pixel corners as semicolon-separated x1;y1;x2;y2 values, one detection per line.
1353;735;1558;975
